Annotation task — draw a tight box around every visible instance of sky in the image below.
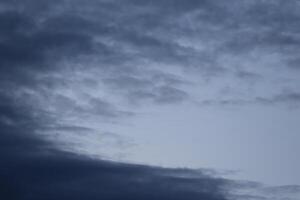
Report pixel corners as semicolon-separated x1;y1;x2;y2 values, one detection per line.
0;0;300;200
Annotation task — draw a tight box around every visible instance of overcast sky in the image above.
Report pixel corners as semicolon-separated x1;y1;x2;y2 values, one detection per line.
1;0;300;200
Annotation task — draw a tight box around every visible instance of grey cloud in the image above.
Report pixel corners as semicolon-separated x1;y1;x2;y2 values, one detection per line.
212;0;300;78
256;92;300;105
5;0;300;110
261;185;300;196
127;86;189;105
154;86;189;104
1;1;300;199
2;0;300;166
103;72;189;104
197;92;300;107
4;0;300;168
235;71;262;81
287;58;300;70
0;0;196;108
3;99;296;200
227;180;300;200
84;98;134;118
41;125;135;159
103;75;153;91
0;90;230;200
199;99;249;107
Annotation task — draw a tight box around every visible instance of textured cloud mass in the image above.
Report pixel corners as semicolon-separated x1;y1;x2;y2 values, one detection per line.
0;102;228;200
1;0;300;111
1;0;300;199
1;94;299;200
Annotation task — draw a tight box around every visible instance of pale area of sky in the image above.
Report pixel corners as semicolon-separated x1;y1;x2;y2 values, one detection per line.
100;103;299;186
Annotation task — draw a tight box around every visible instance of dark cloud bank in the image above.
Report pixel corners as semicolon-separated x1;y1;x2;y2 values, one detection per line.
0;104;229;200
0;81;226;199
1;0;300;199
1;96;298;200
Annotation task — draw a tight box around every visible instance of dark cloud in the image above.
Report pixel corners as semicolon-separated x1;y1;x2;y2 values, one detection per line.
0;91;230;200
4;91;297;200
0;2;225;196
0;0;195;108
2;0;299;107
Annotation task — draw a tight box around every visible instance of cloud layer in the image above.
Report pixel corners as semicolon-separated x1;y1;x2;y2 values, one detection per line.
1;0;300;199
0;91;233;200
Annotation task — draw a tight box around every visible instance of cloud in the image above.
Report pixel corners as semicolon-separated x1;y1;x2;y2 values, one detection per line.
1;0;300;198
256;92;300;105
0;92;230;200
2;89;299;200
262;185;300;195
2;0;300;110
228;180;300;200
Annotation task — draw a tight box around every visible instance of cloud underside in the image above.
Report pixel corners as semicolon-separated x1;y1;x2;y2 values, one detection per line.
1;0;300;199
